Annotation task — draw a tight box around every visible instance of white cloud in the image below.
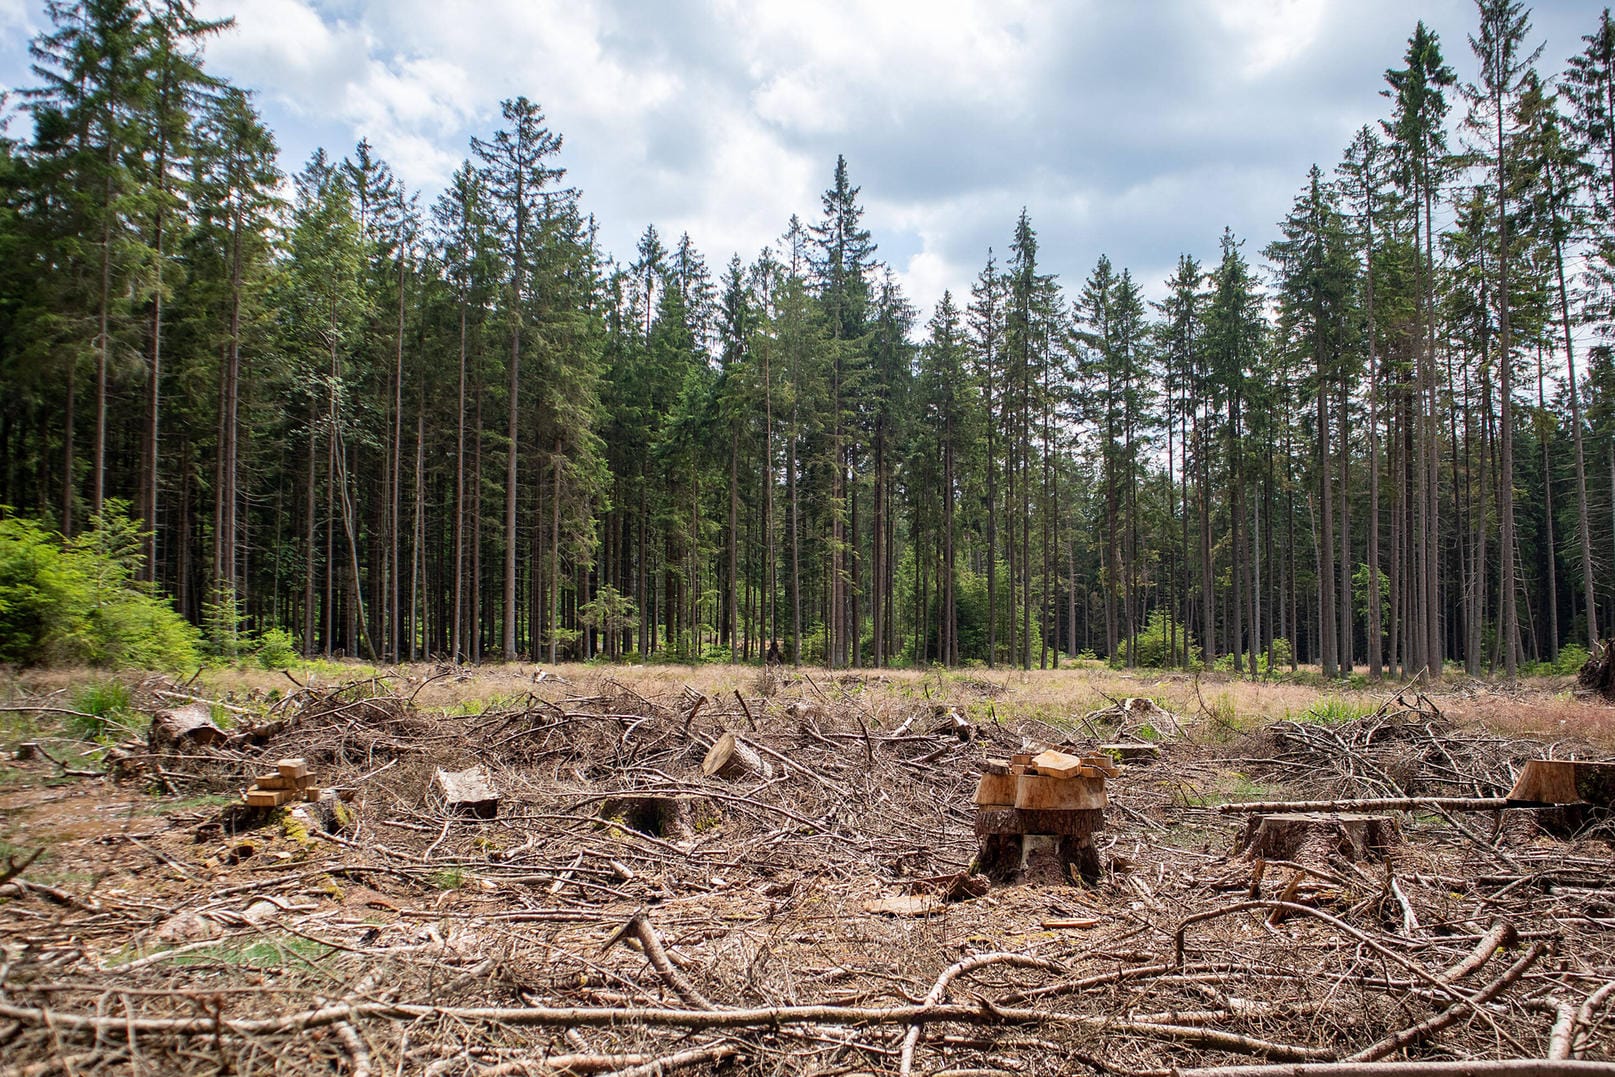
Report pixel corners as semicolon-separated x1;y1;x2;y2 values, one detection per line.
9;0;1601;323
1208;0;1328;79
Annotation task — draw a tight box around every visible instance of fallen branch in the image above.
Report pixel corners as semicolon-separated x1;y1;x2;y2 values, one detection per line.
1175;1062;1615;1077
0;996;1333;1055
1217;797;1509;814
899;953;1060;1077
1344;941;1546;1061
602;911;716;1010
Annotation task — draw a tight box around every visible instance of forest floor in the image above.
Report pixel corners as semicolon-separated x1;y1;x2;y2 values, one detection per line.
1;660;1614;1076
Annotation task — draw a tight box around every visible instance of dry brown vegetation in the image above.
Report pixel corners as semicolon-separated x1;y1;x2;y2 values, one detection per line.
2;662;1614;1076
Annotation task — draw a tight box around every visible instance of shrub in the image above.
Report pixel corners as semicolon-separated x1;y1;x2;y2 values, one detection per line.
1554;643;1591;677
0;504;199;670
255;627;300;669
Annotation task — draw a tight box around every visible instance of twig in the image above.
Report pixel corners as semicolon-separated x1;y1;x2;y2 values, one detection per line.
0;847;42;886
602;911;716;1010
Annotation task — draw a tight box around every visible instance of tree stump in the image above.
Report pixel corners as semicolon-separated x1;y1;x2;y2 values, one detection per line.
599;795;718;840
147;703;225;750
1235;812;1399;863
1507;760;1615;806
1580;640;1615;702
433;766;499;819
975;807;1105;884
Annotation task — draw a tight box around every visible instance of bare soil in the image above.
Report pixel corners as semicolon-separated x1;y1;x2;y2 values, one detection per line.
2;662;1614;1076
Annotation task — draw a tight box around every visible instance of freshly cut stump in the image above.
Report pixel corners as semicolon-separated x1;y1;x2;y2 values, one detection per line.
434;765;500;819
1508;759;1615;806
1236;812;1399;863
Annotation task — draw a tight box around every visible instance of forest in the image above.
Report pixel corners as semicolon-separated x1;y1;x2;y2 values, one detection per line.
2;0;1615;679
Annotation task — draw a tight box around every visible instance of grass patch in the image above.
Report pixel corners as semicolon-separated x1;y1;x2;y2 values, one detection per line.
1175;771;1277;807
110;934;333;970
428;868;468;890
1292;697;1373;726
68;680;146;740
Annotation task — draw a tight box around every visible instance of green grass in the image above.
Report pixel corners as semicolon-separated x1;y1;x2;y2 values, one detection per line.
428;868;468;890
1292;697;1374;726
1176;771;1276;807
68;680;145;740
109;934;333;970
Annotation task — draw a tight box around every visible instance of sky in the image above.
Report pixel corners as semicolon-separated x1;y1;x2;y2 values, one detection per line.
0;0;1604;319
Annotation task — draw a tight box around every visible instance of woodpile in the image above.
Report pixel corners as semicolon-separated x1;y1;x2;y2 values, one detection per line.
242;758;323;807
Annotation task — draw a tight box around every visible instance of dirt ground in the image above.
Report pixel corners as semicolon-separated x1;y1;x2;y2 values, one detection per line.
2;661;1613;1076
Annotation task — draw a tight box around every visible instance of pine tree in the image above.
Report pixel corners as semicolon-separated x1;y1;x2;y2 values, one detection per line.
1383;20;1456;679
1466;0;1543;677
470;97;574;660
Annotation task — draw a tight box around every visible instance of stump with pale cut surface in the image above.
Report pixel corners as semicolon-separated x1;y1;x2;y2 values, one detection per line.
1235;811;1399;863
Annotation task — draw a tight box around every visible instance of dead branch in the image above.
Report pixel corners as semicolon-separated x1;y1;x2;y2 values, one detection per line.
1217;797;1510;813
899;953;1061;1077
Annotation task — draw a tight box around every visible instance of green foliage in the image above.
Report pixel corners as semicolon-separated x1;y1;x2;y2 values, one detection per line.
1522;642;1594;678
255;627;299;670
0;506;200;670
1554;643;1591;676
69;680;136;740
1118;609;1201;668
1294;697;1373;725
203;584;247;660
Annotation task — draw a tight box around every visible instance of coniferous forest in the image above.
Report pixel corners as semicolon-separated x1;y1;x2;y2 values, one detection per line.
4;0;1615;679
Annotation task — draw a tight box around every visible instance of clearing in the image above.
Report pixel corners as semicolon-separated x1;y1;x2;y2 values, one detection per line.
1;661;1613;1076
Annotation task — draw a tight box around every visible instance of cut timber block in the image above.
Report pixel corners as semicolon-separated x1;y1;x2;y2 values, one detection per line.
1010;752;1035;767
973;773;1018;807
1507;760;1615;807
982;758;1012;775
253;774;294;790
1082;754;1120;778
434;765;499;819
1030;749;1088;779
1236;812;1399;863
701;732;774;780
1014;773;1108;811
277;758;310;781
245;788;293;808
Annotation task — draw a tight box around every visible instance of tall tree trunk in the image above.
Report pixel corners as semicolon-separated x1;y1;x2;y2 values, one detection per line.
1551;213;1599;643
1496;103;1519;679
453;305;467;662
504;325;520;661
